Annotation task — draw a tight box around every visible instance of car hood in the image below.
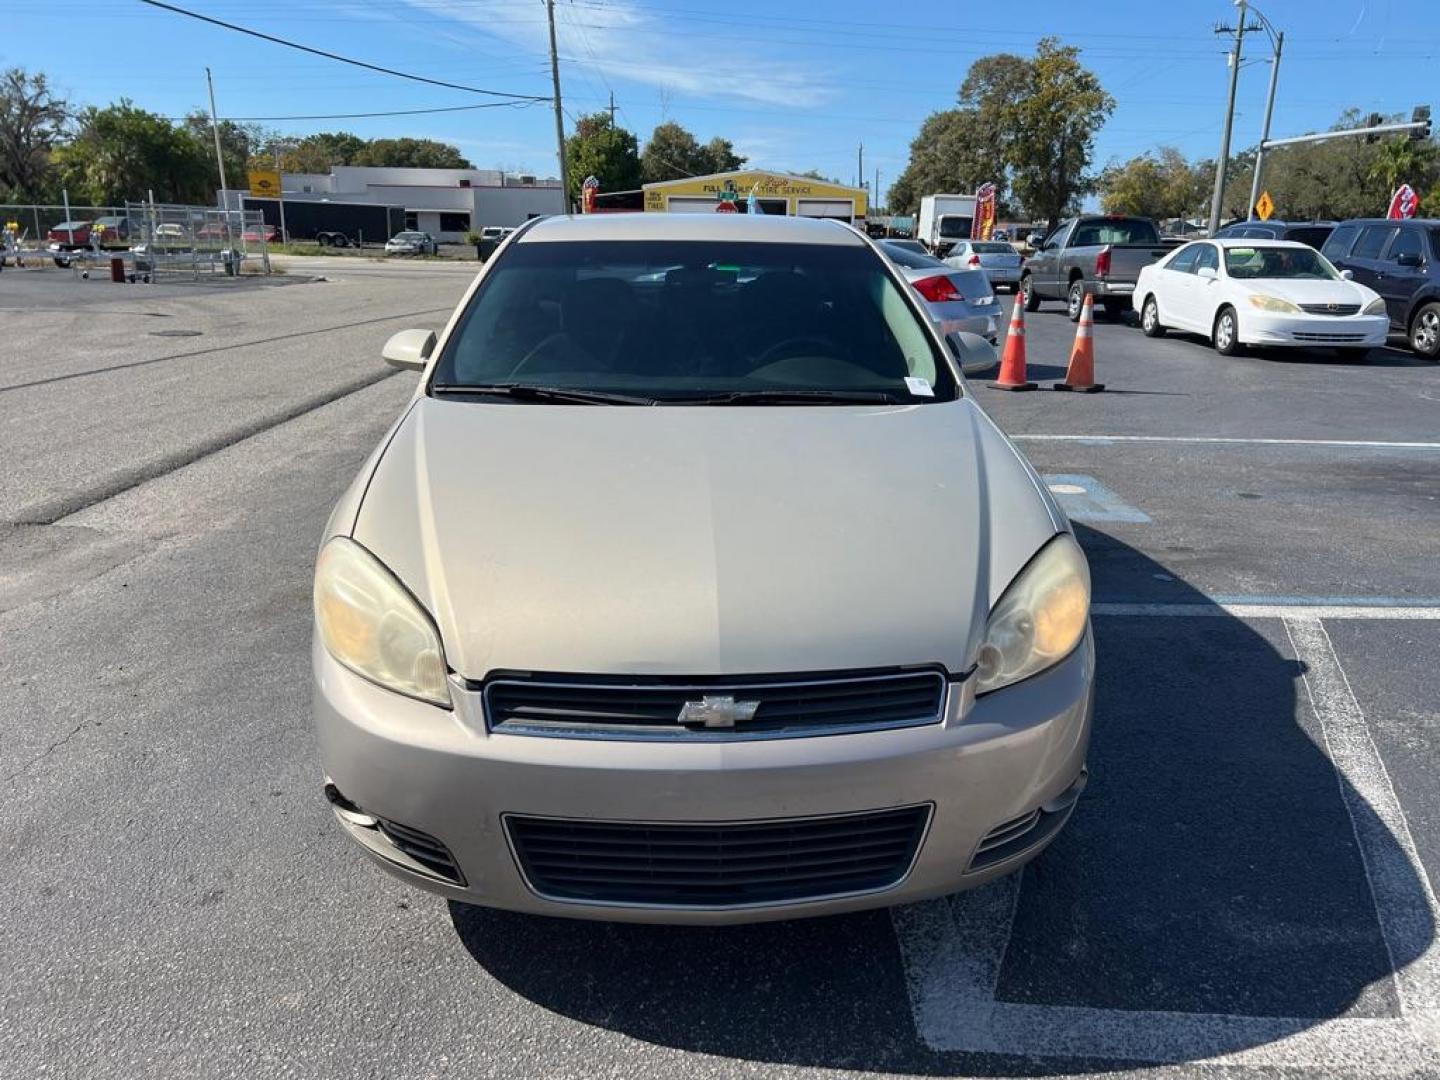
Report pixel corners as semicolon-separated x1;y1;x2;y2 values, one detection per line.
352;397;1061;679
1237;278;1375;306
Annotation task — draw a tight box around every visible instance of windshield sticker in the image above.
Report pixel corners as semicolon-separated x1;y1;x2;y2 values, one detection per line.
905;377;935;397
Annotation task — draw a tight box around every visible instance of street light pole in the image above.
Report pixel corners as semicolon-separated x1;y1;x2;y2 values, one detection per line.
205;67;230;214
545;0;569;210
1247;28;1284;220
1207;1;1247;235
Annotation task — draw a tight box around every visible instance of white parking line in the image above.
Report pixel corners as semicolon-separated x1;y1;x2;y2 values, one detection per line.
893;609;1440;1067
1095;602;1440;620
1013;434;1440;451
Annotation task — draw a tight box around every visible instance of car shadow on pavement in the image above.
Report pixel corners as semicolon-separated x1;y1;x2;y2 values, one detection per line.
449;524;1433;1075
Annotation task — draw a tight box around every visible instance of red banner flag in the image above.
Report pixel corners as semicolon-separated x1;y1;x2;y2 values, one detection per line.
1387;184;1419;220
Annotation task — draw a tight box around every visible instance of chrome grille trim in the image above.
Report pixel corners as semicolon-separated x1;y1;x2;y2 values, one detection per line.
1299;303;1361;316
483;670;948;741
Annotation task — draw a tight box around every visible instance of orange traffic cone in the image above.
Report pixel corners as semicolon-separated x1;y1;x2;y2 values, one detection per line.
988;292;1037;391
1053;293;1104;393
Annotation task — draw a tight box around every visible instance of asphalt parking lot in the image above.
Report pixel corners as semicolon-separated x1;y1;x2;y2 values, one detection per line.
2;264;1438;1079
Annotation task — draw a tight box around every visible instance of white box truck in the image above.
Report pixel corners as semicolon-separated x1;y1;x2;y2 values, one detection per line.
916;194;977;257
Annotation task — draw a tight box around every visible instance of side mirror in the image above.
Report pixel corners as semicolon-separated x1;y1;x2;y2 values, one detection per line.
1027;232;1044;248
1196;265;1218;280
1339;269;1355;281
1396;252;1423;268
382;328;436;371
949;331;999;376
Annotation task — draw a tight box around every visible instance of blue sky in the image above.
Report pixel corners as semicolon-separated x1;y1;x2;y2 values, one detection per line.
9;0;1439;199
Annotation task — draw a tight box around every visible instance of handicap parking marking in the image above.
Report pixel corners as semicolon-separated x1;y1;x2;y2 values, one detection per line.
892;603;1440;1068
1042;473;1150;523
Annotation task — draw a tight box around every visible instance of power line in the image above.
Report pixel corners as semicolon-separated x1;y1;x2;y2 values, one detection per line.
169;101;542;123
136;0;550;102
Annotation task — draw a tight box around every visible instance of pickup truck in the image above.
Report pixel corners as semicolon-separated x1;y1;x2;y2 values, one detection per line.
1021;215;1170;320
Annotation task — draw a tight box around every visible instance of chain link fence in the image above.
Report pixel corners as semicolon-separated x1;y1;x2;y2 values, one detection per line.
1;203;272;280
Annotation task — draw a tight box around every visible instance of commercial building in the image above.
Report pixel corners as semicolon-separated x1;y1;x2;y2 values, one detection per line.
641;170;868;222
224;166;566;241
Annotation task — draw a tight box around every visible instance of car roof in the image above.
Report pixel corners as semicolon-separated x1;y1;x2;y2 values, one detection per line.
1333;217;1440;226
1197;238;1317;249
518;213;865;246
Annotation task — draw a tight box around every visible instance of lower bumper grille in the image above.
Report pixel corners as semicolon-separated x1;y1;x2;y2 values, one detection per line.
506;805;931;908
1292;331;1367;343
376;818;465;885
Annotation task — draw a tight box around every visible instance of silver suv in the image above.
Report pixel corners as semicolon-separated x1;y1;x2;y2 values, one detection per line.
312;213;1093;924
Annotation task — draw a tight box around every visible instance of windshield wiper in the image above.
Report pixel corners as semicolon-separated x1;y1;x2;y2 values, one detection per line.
672;388;905;405
431;383;657;406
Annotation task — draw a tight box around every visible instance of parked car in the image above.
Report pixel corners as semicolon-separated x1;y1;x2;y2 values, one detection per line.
1212;220;1336;250
945;240;1024;292
312;212;1092;924
385;230;438;256
1321;218;1440;359
879;239;1003;344
242;224;280;244
195;222;234;243
1133;239;1388;358
1021;215;1170;320
880;239;928;256
46;220;93;250
90;215;134;248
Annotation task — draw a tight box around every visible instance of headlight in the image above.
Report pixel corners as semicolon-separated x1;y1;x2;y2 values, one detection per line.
1363;297;1386;316
974;534;1091;695
314;538;451;707
1248;294;1301;314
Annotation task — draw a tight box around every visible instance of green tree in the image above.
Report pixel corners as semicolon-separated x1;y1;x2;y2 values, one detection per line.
887;109;1006;215
960;38;1113;230
641;121;707;183
1099;147;1209;220
280;131;366;173
565;111;640;203
699;135;744;174
53;101;211;204
182;112;264;192
0;67;68;200
352;137;472;169
1368;136;1438;200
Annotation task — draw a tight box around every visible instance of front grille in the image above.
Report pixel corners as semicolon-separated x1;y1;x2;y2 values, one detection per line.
506;805;931;907
376;818;465;885
1292;331;1367;343
1299;303;1361;316
484;670;946;740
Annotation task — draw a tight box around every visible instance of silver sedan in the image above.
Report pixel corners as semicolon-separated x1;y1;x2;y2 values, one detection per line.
945;240;1025;292
312;213;1093;924
878;239;1003;343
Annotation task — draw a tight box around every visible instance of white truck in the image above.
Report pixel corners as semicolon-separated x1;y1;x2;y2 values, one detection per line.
916;194;978;257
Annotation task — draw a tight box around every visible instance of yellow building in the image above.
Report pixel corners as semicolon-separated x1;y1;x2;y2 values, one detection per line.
642;170;868;222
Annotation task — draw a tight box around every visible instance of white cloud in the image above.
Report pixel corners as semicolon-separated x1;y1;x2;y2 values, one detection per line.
397;0;836;108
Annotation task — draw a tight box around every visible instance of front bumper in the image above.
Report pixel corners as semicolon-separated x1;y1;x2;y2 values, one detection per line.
312;632;1094;924
1239;311;1389;347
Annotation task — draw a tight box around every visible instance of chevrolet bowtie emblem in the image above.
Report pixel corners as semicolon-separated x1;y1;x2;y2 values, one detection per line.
677;694;760;729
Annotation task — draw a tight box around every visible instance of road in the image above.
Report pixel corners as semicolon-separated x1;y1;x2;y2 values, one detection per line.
2;262;1438;1079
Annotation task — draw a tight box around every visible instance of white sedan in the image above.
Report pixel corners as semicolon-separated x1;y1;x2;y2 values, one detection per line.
1133;239;1389;357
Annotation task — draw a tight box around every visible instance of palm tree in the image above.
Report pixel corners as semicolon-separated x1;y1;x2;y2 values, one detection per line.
1368;137;1435;198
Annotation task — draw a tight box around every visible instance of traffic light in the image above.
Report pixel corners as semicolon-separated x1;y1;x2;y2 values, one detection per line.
1411;105;1432;142
1364;113;1384;144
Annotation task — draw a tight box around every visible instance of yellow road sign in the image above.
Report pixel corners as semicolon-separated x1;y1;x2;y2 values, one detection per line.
248;169;281;198
1255;191;1275;221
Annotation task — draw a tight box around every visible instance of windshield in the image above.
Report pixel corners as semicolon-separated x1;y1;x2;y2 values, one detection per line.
1225;246;1338;280
431;240;956;403
938;216;973;238
393;232;423;240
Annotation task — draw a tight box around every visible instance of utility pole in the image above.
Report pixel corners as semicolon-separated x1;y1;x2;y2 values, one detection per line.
545;0;569;210
857;142;864;191
205;68;230;216
1247;28;1284;220
274;142;289;243
1207;1;1248;235
874;167;881;213
607;90;616;126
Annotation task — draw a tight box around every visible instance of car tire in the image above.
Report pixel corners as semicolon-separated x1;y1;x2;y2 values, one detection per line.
1066;280;1085;321
1409;301;1440;359
1021;277;1040;311
1140;295;1166;337
1213;305;1244;356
